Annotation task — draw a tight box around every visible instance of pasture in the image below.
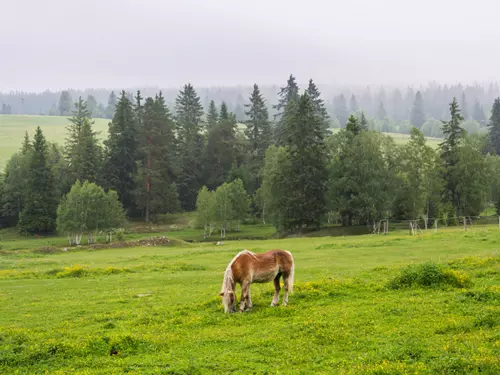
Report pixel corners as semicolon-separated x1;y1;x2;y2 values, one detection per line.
0;226;498;374
0;114;443;171
0;115;110;171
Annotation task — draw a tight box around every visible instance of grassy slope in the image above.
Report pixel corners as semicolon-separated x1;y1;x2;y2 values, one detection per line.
0;115;442;171
0;115;110;170
0;226;498;374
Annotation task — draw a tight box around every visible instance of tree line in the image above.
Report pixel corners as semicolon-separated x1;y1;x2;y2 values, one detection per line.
2;79;499;137
2;75;500;236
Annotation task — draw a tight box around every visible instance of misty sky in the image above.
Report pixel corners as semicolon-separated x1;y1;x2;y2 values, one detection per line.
2;0;500;92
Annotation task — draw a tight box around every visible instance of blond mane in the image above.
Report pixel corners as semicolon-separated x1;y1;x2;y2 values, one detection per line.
220;250;256;294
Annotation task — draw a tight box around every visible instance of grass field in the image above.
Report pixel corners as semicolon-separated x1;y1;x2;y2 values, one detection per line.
0;115;110;171
0;225;498;374
0;115;442;171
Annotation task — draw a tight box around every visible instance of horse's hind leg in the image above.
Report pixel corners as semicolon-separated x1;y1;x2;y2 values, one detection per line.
271;275;281;306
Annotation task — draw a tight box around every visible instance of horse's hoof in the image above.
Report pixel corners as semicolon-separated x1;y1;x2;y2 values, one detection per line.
282;302;288;306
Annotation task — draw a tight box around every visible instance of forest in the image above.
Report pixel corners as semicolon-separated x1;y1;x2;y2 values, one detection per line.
2;75;500;237
1;77;499;138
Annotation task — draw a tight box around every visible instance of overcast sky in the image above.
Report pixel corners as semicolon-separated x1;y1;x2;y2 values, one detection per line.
2;0;500;92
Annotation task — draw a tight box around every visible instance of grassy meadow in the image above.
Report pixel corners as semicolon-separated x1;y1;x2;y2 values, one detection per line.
0;224;498;374
0;114;443;171
0;115;110;170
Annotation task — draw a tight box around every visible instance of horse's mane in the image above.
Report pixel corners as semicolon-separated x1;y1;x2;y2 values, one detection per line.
221;250;256;293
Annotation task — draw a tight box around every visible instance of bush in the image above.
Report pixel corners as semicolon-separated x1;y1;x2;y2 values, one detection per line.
388;262;472;289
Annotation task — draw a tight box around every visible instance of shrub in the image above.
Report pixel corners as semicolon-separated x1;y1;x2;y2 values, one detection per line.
388;262;472;289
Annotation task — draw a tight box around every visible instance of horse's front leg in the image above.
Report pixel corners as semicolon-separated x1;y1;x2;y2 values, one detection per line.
245;285;253;311
240;280;250;312
271;275;281;306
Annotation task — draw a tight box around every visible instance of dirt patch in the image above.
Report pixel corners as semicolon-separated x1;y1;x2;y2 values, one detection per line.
86;236;177;250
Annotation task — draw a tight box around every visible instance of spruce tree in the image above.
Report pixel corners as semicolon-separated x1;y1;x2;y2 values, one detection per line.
377;101;387;120
207;100;219;130
64;97;101;185
244;84;272;193
176;83;205;211
58;90;73;115
334;94;349;128
359;112;369;131
136;93;179;221
71;118;102;184
488;98;500;155
86;95;98;117
106;91;117;118
349;95;358;114
345;114;361;135
273;74;299;120
204;102;237;189
440;98;466;214
461;92;469;120
21;131;32;155
18;127;57;234
410;91;425;128
279;92;328;232
307;79;329;128
134;90;144;130
392;89;405;122
103;91;139;213
472;100;486;124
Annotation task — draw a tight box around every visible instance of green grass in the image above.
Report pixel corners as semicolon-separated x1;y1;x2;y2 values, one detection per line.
0;114;110;171
0;225;498;374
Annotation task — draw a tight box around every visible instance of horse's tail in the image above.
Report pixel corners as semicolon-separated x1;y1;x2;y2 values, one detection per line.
286;250;294;293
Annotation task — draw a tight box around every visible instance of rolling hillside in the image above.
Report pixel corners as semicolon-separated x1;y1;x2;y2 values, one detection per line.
0;115;110;171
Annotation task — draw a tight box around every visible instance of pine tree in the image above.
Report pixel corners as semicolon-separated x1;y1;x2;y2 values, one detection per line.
136;93;180;221
207;100;219;130
349;94;358;114
440;98;466;215
103;91;139;213
176;84;205;211
334;94;349;128
278;92;328;232
307;79;329;129
65;97;91;161
18;127;57;234
244;84;272;193
58;90;73;115
410;91;425;128
488;98;500;155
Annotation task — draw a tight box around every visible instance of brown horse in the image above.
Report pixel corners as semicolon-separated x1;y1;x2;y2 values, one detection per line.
219;249;294;313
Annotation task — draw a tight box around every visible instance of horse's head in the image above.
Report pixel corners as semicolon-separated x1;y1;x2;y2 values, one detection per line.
219;290;236;313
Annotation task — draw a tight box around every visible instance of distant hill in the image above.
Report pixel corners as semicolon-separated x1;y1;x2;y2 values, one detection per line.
0;115;110;171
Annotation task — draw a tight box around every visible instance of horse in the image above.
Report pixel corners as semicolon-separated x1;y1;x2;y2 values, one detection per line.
219;249;294;313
